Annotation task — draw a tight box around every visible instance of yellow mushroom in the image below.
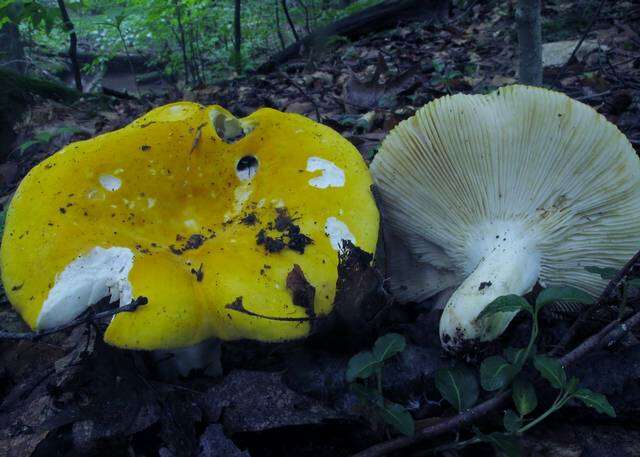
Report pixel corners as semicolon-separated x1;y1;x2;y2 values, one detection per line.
1;102;379;349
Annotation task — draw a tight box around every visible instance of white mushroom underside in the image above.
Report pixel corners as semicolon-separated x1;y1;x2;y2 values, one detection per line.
371;85;640;302
36;247;134;329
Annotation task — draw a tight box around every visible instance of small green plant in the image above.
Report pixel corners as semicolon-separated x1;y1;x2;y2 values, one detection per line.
346;333;414;437
430;58;462;90
434;286;615;456
17;126;82;155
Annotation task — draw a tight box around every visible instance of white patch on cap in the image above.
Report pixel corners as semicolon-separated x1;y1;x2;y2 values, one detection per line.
306;157;345;188
36;247;135;330
87;189;105;200
147;198;156;208
324;217;356;251
184;219;199;230
99;174;122;192
224;183;253;221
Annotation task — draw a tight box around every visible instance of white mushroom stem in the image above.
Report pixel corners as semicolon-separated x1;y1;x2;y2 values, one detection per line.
439;236;541;350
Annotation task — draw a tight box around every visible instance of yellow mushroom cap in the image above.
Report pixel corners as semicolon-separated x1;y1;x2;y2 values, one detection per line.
0;102;379;349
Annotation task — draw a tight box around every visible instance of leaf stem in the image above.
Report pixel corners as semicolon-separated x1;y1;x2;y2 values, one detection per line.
517;389;570;434
517;309;539;370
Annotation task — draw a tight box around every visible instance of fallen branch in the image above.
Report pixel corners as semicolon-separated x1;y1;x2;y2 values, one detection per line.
351;298;640;457
279;72;321;121
0;296;147;341
102;86;138;100
258;0;449;72
555;0;608;80
551;247;640;356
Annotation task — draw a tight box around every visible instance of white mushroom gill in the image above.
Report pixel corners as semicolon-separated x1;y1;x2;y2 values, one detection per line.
370;85;640;351
306;157;345;188
36;247;134;329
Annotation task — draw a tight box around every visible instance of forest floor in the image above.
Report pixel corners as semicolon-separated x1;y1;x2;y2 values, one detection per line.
2;1;640;456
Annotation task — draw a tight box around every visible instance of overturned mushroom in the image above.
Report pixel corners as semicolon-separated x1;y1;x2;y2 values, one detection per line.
1;102;379;349
371;85;640;351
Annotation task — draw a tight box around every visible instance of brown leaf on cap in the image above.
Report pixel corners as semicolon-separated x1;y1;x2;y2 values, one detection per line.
286;264;316;318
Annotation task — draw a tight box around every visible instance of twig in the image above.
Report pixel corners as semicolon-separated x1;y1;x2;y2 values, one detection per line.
446;0;482;25
102;86;138;100
352;393;511;457
225;296;315;322
551;247;640;356
558;0;608;75
575;90;611;101
351;300;640;457
279;72;322;121
0;296;147;341
561;308;640;367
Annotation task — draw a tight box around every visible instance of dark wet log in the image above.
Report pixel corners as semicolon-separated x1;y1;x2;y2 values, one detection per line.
258;0;450;72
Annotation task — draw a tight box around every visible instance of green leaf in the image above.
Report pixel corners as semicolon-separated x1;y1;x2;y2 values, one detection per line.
574;388;616;417
626;278;640;288
350;383;383;407
533;355;566;389
478;295;532;321
372;333;406;363
480;356;517;391
504;346;531;367
476;430;523;457
535;287;594;312
377;401;415;437
585;266;618;280
565;377;579;395
503;409;522;433
346;351;379;382
512;377;537;416
435;366;479;412
18;139;39;154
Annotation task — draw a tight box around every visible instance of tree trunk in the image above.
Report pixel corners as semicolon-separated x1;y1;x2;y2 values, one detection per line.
516;0;542;86
281;0;300;42
259;0;450;72
115;25;140;94
275;0;286;50
0;22;25;74
56;0;82;92
295;0;311;34
175;0;191;85
234;0;242;73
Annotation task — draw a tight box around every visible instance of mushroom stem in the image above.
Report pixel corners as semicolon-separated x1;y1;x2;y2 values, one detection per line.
439;237;540;350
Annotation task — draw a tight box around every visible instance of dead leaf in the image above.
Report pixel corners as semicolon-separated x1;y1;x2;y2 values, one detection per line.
286;264;316;318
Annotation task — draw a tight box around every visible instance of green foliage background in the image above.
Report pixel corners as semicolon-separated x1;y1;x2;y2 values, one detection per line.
2;0;381;83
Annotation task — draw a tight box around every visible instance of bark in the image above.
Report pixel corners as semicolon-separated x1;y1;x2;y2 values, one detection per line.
0;22;25;74
516;0;542;86
188;22;201;84
295;0;311;34
174;0;191;85
259;0;450;73
234;0;242;73
281;0;300;42
275;0;286;50
56;0;82;91
115;24;140;93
